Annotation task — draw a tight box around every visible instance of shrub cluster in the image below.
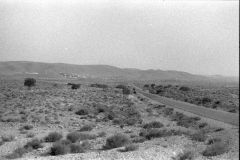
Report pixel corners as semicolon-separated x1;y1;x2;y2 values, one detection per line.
103;133;130;150
142;121;164;129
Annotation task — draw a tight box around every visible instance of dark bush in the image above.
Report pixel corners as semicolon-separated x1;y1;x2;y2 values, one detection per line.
163;108;174;116
202;97;212;104
143;128;168;140
206;138;222;145
75;109;88;115
103;133;130;149
71;84;81;90
122;87;131;95
79;124;94;132
24;78;36;88
24;138;43;150
69;143;85;153
179;86;190;91
45;132;63;142
142;121;164;129
50;142;70;155
21;124;33;130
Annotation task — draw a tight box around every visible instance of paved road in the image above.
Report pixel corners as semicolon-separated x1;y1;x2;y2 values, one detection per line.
132;85;239;126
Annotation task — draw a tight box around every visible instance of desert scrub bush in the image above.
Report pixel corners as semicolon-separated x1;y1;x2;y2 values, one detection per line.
103;133;130;150
98;131;107;137
142;121;164;129
201;97;212;104
1;135;15;142
79;124;94;132
131;136;146;143
163;108;174;116
124;117;141;126
202;141;229;157
20;124;33;130
75;109;88;115
67;132;96;143
90;83;108;89
179;86;190;91
190;130;207;142
24;78;36;88
176;116;198;128
50;142;70;156
206;137;222;145
173;150;194;160
197;122;208;129
142;128;169;140
24;138;43;150
69;143;85;153
119;144;139;152
6;147;28;159
45;132;63;142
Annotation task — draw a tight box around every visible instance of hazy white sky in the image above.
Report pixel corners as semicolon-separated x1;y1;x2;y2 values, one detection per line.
0;0;238;76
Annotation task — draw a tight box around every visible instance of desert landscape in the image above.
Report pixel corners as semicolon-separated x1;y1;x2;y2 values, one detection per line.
0;0;238;160
0;62;239;160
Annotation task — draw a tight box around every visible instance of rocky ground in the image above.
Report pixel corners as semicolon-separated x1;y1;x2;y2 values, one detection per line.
0;79;239;160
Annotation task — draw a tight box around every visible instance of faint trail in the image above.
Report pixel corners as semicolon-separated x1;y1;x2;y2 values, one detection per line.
132;84;239;126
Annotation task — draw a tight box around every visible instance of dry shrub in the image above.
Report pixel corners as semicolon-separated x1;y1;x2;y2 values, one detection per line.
202;141;229;157
190;130;207;142
45;132;63;142
24;138;43;150
79;124;94;132
50;142;70;155
173;150;194;160
103;133;130;149
142;121;164;129
75;109;89;115
2;135;15;142
6;147;29;159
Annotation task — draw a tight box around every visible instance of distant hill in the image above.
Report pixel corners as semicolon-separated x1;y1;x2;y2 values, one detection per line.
0;61;238;83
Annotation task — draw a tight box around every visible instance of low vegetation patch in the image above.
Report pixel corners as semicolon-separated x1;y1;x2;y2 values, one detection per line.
103;133;130;150
119;143;139;152
45;132;63;142
75;109;89;116
24;138;43;150
6;147;29;159
202;141;229;157
173;150;194;160
142;121;164;129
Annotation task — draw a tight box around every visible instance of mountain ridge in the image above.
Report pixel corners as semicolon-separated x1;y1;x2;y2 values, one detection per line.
0;61;238;82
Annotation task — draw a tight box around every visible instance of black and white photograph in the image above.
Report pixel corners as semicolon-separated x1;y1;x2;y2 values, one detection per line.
0;0;239;159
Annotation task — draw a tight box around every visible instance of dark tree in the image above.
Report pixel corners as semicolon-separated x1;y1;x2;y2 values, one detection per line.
24;78;36;88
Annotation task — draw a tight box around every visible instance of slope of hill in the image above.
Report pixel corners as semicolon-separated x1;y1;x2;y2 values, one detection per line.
0;61;238;83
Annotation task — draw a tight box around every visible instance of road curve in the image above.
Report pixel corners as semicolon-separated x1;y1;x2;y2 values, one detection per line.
132;85;239;126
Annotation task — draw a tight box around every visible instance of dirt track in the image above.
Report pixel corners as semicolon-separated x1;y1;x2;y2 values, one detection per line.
132;85;239;126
